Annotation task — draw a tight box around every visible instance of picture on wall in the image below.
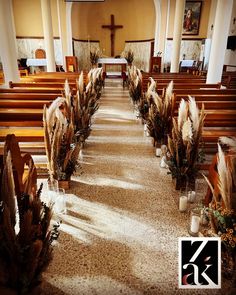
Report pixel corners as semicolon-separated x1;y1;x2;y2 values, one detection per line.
183;1;202;35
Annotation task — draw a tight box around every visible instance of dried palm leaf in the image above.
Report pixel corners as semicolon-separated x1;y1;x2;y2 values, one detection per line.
217;143;232;209
178;99;188;130
188;96;199;133
182;118;193;144
219;136;236;152
1;151;16;226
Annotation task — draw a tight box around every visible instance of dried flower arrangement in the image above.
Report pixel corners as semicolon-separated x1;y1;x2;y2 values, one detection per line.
0;134;59;294
167;96;205;190
137;77;156;122
127;66;142;105
124;49;134;65
73;69;101;146
203;140;236;278
43;81;81;182
146;81;175;146
90;49;100;66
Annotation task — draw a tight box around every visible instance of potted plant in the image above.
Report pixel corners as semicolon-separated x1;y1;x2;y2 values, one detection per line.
203;141;236;279
167;97;205;190
73;70;100;147
43;82;81;189
0;134;59;294
146;81;175;152
124;49;134;66
90;49;100;68
127;66;142;106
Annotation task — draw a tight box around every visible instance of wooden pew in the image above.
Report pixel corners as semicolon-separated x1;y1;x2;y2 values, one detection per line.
0;93;62;101
143;82;220;92
0;88;63;94
9;81;77;89
0;99;51;109
0;129;44;142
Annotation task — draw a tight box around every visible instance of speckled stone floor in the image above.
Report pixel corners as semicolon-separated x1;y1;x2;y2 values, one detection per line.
40;79;235;295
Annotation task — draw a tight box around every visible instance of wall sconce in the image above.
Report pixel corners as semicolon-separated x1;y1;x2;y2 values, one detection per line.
211;24;214;31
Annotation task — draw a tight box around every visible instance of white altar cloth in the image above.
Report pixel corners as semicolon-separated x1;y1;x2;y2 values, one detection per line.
98;58;127;64
26;59;61;66
181;60;195;67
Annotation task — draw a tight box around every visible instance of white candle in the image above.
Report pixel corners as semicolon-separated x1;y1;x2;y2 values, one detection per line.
156;148;161;157
190;215;200;233
179;195;188;212
144;123;147;131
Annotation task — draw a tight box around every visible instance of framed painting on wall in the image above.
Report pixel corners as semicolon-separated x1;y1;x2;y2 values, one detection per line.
183;1;202;35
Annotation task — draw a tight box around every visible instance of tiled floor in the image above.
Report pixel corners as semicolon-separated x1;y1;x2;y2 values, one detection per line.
41;79;234;295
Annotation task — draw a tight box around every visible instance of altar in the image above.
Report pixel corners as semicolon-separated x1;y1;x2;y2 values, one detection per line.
98;58;127;76
26;58;62;73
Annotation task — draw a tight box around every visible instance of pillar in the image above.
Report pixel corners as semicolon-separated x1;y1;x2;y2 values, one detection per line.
41;0;56;72
57;0;67;69
153;0;161;57
0;0;20;86
66;2;73;56
206;0;233;84
170;0;185;73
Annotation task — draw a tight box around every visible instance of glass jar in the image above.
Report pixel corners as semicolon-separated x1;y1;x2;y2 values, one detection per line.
179;194;188;213
188;208;201;236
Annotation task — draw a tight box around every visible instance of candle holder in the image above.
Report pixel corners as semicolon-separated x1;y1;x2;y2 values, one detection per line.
47;179;59;204
188;208;201;236
155;147;161;157
187;190;196;203
179;194;188;213
54;188;67;215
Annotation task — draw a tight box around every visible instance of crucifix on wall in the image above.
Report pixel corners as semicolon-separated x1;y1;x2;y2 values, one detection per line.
102;14;123;57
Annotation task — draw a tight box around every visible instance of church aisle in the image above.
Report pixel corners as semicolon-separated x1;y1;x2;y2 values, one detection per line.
42;79;229;295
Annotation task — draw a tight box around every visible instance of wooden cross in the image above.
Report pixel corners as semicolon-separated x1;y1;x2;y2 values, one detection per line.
102;14;123;57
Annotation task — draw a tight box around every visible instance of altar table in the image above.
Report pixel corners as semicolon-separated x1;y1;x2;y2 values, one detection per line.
98;58;127;76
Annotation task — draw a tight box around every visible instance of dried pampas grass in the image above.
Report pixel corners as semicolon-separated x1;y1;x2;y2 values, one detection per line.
178;99;188;131
217;143;232;209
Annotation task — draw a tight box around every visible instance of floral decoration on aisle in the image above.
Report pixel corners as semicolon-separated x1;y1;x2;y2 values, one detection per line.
167;96;205;190
90;49;100;66
146;80;175;147
43;81;81;182
203;138;236;278
127;65;142;106
123;49;134;65
0;134;59;294
74;69;102;146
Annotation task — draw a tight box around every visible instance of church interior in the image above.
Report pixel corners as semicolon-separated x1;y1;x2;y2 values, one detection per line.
0;0;236;294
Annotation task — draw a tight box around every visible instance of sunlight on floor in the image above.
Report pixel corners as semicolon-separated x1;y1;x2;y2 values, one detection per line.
77;176;144;190
56;194;163;251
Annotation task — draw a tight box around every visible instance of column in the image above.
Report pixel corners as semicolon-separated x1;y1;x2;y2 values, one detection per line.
153;0;161;57
41;0;56;72
0;0;20;86
66;2;73;56
170;0;185;73
57;0;67;69
206;0;233;84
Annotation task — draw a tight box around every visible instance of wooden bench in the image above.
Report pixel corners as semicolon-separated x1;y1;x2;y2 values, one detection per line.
142;82;220;92
0;99;51;109
0;93;62;101
9;81;77;89
0;87;63;94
